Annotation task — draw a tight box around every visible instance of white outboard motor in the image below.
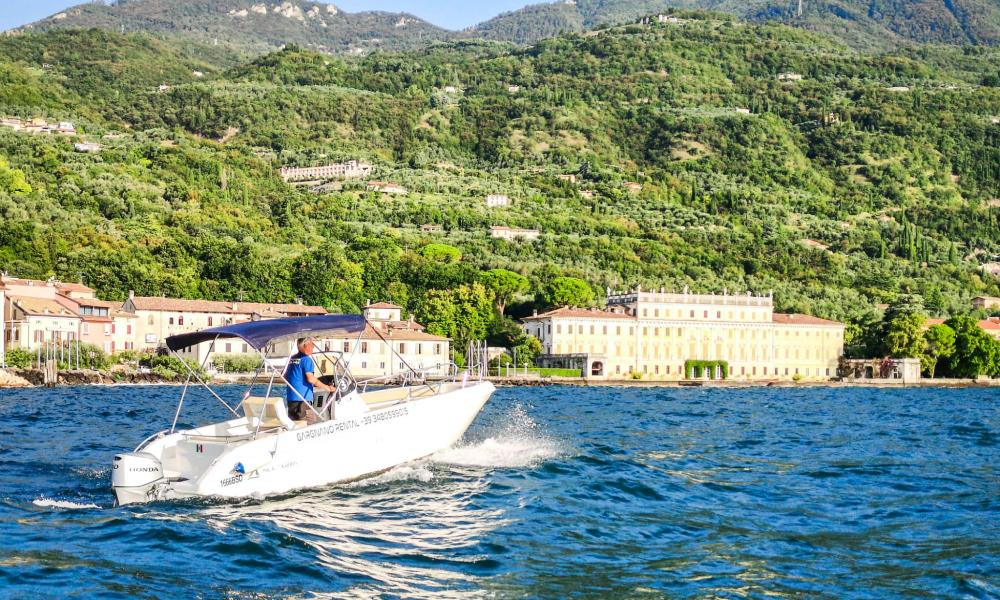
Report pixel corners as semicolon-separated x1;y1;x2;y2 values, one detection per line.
112;452;163;503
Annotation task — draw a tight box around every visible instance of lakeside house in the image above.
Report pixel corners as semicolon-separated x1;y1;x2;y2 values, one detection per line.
74;142;102;153
313;302;450;379
279;160;373;182
522;288;845;382
0;276;450;379
925;317;1000;341
420;224;443;233
490;226;540;241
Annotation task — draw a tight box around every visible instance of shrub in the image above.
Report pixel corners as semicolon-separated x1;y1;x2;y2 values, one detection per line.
149;354;206;381
4;348;33;369
212;353;263;373
684;360;729;379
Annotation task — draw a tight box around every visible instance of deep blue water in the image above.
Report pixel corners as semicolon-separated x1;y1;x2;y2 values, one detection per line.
0;385;998;599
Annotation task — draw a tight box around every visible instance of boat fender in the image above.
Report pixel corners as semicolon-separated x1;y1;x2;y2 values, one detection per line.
112;452;163;488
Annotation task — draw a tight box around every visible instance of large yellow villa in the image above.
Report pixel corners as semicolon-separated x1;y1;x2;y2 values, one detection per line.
522;287;845;381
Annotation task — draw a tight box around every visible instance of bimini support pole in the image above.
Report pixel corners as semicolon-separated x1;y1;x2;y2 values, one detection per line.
170;336;220;433
168;342;239;418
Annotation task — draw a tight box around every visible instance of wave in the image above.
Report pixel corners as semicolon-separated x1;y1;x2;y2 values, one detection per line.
433;404;564;468
32;498;100;510
351;464;436;487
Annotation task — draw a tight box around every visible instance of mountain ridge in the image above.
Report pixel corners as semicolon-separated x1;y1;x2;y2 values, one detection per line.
18;0;1000;55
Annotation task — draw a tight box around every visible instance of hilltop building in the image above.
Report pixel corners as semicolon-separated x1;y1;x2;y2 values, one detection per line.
972;296;1000;310
366;181;408;195
279;160;373;182
522;288;845;381
490;226;540;241
485;194;511;208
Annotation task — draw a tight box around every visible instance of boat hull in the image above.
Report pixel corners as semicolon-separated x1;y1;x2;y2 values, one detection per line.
114;381;494;505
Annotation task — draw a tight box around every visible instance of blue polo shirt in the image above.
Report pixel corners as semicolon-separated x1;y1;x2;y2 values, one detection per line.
284;353;315;404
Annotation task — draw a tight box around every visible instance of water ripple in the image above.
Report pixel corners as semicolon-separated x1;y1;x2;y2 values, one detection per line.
0;385;998;598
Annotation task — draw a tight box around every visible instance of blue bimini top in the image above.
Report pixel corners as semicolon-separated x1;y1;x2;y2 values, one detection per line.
165;314;366;352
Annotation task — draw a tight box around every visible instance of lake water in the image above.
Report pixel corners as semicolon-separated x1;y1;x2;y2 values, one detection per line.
0;385;997;599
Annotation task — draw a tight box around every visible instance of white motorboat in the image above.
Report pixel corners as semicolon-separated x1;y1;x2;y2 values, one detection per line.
111;314;495;505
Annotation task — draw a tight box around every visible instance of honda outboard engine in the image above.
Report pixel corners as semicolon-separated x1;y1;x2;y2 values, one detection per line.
112;452;163;505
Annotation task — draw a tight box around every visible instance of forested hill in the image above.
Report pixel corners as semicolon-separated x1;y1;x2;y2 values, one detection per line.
21;0;448;57
471;0;1000;48
22;0;1000;54
0;17;999;351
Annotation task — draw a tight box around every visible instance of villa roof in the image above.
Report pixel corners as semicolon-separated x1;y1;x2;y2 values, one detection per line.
54;282;94;293
926;317;1000;331
234;302;327;315
129;296;234;313
360;323;447;341
522;306;634;321
10;296;78;318
365;302;402;310
772;313;844;327
127;296;325;316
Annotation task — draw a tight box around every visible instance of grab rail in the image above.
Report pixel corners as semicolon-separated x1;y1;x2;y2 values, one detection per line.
134;429;169;452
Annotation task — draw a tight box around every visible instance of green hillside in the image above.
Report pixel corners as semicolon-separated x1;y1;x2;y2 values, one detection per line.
472;0;1000;48
1;18;999;355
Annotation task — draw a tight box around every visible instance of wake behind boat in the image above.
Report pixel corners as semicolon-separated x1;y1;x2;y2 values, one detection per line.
111;314;495;505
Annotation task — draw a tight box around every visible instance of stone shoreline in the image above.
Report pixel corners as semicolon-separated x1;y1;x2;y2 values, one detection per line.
2;368;997;389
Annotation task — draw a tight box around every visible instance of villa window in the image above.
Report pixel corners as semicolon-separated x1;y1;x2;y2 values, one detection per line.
226;343;232;352
208;317;213;326
178;316;184;326
434;343;441;354
343;341;350;353
603;326;608;334
362;342;369;353
690;310;695;318
717;311;721;319
168;317;174;325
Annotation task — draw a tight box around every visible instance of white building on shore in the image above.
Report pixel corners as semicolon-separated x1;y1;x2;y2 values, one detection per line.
522;287;845;381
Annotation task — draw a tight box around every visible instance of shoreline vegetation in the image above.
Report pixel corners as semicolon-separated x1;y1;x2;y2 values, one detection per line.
1;368;997;389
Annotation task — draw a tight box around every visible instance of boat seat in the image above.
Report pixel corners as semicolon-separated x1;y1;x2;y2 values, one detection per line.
243;396;298;430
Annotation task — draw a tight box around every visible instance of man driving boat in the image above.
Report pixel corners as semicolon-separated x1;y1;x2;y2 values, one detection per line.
284;337;334;424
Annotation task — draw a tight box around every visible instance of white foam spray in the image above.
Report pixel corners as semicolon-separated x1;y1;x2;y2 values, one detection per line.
433;404;564;468
32;498;100;510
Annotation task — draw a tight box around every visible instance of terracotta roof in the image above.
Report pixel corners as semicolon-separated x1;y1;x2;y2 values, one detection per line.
10;296;78;318
523;306;635;321
54;282;94;293
365;302;402;310
126;297;325;316
81;314;112;323
234;302;326;315
926;317;1000;331
772;313;844;327
129;296;235;313
73;298;123;309
360;323;448;341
